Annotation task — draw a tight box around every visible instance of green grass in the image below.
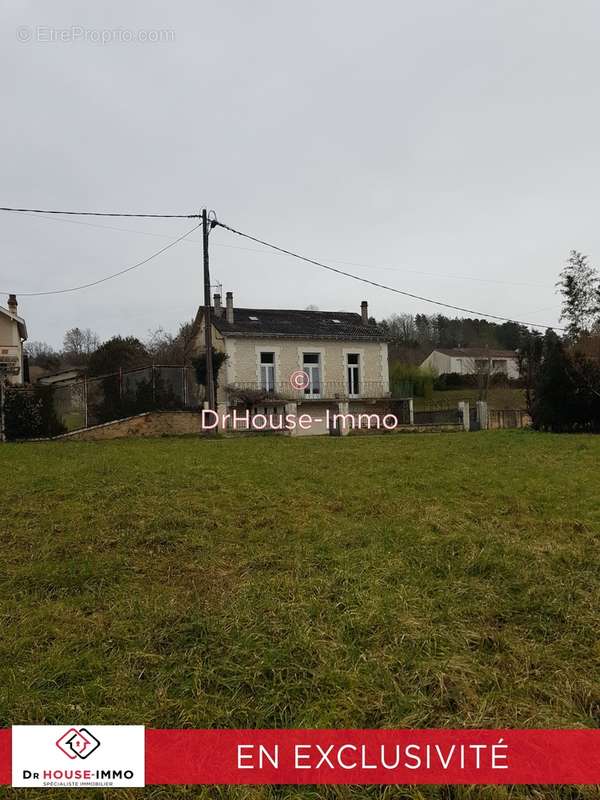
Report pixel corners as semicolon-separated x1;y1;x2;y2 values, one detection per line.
62;410;86;431
1;432;600;800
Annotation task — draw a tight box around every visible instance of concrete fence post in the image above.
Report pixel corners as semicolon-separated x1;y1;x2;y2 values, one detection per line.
84;377;88;429
476;400;489;430
458;401;470;431
407;397;414;425
216;403;228;432
334;401;350;436
285;402;298;436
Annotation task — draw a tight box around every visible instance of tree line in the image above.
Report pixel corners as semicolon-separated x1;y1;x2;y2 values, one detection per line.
378;312;527;365
25;321;195;377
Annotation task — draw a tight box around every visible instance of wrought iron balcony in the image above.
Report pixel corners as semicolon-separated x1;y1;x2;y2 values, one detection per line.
224;381;391;403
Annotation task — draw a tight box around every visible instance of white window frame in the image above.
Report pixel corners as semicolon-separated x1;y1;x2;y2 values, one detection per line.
259;352;276;392
302;351;322;397
255;346;280;393
345;352;361;398
491;359;508;374
343;347;365;398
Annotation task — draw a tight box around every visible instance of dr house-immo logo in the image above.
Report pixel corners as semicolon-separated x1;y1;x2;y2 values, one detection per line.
55;727;101;759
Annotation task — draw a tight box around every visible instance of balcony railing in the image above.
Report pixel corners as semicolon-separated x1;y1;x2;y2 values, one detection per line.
224;381;391;402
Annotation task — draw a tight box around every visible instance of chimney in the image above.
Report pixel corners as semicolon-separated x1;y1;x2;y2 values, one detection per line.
7;294;17;316
361;300;369;325
213;293;223;318
225;291;234;324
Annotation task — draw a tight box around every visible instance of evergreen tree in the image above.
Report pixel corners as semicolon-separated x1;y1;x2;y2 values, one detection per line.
517;330;543;414
87;336;149;377
531;331;577;431
557;250;599;340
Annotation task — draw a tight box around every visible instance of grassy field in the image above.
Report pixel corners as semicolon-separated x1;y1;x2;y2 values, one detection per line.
1;431;600;800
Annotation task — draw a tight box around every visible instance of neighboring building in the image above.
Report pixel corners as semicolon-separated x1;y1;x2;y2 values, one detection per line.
0;294;28;385
420;347;519;379
37;367;85;387
191;292;390;434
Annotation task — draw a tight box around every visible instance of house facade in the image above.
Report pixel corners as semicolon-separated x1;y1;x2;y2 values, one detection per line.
191;293;390;434
0;294;28;385
420;347;519;379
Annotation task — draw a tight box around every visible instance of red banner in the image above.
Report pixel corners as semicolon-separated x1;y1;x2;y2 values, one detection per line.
3;729;600;785
144;729;600;785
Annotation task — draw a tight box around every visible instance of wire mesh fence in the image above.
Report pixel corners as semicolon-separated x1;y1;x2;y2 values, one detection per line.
488;409;531;429
413;399;462;426
51;365;204;432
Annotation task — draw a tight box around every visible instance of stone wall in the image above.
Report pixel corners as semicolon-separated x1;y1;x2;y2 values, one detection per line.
53;411;203;441
52;407;466;442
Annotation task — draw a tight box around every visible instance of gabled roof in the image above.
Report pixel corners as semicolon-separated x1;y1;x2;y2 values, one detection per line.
37;367;85;385
199;307;388;342
0;306;27;340
431;347;517;359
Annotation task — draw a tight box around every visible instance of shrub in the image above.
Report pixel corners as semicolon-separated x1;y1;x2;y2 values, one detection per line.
433;372;477;390
4;385;66;440
389;363;434;399
193;348;229;399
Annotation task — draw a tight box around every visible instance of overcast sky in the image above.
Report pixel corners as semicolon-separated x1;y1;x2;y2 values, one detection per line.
2;1;599;348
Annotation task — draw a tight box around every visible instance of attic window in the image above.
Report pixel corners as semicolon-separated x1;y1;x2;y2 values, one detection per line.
249;316;259;321
331;319;341;323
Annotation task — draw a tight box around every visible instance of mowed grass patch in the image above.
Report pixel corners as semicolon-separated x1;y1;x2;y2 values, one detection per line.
1;431;600;800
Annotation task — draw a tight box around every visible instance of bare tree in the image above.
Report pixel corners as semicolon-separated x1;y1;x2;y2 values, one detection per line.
381;313;417;344
145;320;196;364
465;355;491;401
62;327;100;364
24;341;61;370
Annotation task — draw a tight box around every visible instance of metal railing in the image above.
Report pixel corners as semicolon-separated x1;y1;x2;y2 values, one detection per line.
225;381;391;402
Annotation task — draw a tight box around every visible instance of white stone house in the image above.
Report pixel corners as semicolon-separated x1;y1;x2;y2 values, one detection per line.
191;292;390;434
0;294;28;384
420;347;520;379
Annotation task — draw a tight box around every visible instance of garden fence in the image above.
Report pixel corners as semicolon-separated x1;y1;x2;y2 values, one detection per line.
51;365;204;432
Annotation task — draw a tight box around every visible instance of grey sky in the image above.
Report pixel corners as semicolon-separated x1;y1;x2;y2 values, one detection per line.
2;0;598;348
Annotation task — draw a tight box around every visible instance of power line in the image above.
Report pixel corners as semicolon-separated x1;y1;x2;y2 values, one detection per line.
1;223;201;297
6;209;551;291
12;210;203;240
0;206;201;219
216;220;565;331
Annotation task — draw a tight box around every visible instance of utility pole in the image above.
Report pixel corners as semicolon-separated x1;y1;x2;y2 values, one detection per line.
202;208;215;410
0;373;6;443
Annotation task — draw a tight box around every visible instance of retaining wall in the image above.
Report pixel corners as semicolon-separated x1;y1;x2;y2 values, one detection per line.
53;411;202;441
